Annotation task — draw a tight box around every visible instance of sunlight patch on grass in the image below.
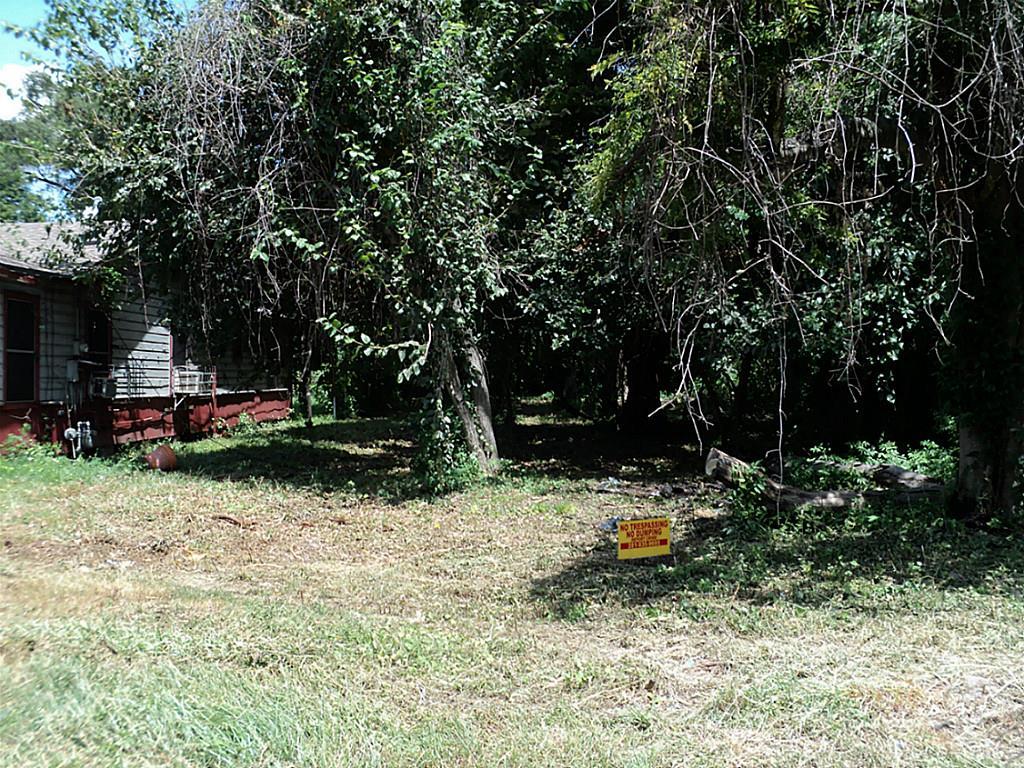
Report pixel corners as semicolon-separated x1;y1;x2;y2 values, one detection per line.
1;418;1023;767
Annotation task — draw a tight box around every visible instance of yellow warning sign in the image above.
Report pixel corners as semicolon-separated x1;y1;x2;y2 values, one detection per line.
617;517;671;560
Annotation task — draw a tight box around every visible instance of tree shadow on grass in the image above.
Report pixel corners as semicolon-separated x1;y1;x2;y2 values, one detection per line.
172;403;700;498
532;505;1024;617
172;417;420;500
496;403;699;483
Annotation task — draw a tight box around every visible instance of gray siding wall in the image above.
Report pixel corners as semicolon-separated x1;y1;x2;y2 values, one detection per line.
111;293;172;399
0;277;79;404
2;276;276;405
40;281;78;401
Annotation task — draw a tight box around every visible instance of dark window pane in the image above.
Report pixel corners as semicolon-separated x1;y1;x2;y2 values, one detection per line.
86;309;110;356
6;299;35;352
6;351;35;401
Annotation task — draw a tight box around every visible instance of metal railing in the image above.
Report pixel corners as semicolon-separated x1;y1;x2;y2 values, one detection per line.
172;365;215;396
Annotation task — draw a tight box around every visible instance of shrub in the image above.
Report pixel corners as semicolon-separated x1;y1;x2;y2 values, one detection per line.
411;401;481;495
232;412;261;437
728;440;957;534
1;425;58;461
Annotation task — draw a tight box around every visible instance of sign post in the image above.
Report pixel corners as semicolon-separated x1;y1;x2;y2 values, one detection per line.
617;517;671;560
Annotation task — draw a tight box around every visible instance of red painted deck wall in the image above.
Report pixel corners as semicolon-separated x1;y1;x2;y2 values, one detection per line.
0;389;291;450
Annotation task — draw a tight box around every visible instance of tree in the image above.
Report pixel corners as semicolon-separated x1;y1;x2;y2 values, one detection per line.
36;0;580;483
33;0;1024;513
0;72;59;221
585;0;1023;517
0;125;49;221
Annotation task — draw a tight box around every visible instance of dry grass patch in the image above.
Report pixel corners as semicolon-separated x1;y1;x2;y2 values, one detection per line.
2;416;1023;767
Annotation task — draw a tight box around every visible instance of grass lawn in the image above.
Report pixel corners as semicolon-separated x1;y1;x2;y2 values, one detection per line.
2;411;1023;767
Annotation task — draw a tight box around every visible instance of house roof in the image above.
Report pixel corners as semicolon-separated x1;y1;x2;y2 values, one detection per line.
0;222;102;278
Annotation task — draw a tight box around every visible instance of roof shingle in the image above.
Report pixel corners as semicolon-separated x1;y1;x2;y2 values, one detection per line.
0;222;102;277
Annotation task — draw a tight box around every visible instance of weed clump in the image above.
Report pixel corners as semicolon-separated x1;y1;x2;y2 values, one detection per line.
726;440;959;537
411;402;482;495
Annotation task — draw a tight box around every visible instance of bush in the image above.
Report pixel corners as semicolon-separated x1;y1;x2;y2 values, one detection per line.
232;412;261;437
786;440;956;491
849;439;956;486
728;439;957;535
1;426;58;461
411;400;481;495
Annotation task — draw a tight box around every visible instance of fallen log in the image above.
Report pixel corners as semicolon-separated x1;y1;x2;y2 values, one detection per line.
799;459;945;492
705;448;946;511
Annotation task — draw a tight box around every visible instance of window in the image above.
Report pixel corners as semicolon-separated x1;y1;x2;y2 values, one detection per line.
4;294;37;402
84;307;111;362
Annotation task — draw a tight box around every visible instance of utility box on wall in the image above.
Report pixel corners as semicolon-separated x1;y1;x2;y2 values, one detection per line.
90;377;117;399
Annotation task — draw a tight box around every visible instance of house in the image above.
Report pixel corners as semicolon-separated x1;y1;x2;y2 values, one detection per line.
0;222;290;450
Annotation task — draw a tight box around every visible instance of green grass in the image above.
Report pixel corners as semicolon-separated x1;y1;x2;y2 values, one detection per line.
1;415;1023;767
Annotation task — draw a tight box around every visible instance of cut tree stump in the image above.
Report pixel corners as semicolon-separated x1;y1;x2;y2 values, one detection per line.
705;448;946;511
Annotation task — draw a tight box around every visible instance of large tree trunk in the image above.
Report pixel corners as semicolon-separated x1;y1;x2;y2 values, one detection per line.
953;401;1024;519
437;329;500;475
952;364;1024;518
298;367;314;429
954;422;1023;517
618;328;665;433
949;187;1024;519
466;341;499;472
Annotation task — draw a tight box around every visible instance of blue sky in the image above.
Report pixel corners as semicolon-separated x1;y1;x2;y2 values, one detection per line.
0;0;49;64
0;0;193;118
0;0;52;118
